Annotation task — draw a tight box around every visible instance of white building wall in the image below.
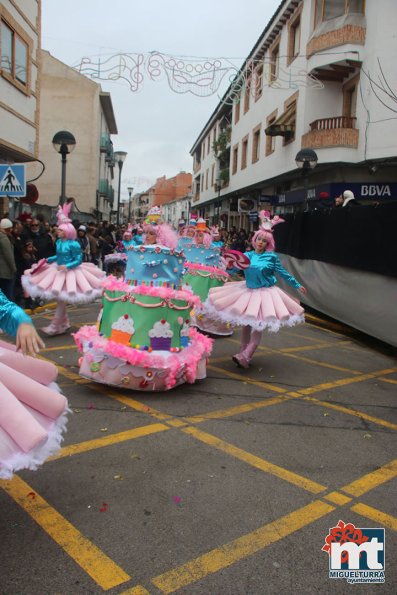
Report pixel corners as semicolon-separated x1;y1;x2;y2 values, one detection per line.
191;0;397;210
37;51;116;217
0;0;39;160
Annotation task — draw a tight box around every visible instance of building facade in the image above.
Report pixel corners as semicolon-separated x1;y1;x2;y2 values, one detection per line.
36;50;118;221
190;0;397;228
150;171;192;224
0;0;41;216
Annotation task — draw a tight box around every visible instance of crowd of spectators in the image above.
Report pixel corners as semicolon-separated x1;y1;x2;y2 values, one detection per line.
0;188;360;308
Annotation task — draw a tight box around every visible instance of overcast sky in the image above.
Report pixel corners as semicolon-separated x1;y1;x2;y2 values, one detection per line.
42;0;281;198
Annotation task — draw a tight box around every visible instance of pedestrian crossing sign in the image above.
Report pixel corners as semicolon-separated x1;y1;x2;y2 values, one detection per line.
0;164;26;197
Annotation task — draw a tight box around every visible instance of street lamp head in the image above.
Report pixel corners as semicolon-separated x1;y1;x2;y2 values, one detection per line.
114;151;128;168
128;186;134;196
295;148;318;170
52;130;76;155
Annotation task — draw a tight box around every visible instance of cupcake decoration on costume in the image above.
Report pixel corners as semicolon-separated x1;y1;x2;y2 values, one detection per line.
110;314;135;346
148;319;173;350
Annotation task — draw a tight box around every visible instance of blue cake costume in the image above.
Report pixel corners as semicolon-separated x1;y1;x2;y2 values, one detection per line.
181;219;232;336
75;208;212;392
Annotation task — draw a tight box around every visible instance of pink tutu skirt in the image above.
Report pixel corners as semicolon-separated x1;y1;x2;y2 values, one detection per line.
0;340;69;479
205;281;304;332
22;262;106;304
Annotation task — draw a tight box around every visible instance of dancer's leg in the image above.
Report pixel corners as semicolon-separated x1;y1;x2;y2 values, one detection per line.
232;328;263;369
232;325;253;369
42;302;68;335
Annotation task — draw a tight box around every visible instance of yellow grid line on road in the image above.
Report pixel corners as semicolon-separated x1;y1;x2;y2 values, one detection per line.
0;476;131;590
281;340;351;353
297;367;397;395
184;396;293;424
151;500;335;593
350;503;397;531
2;313;394;593
341;458;397;497
227;337;363;375
182;426;327;494
208;365;287;393
196;366;397;431
302;396;397;431
50;423;170;460
379;376;397;385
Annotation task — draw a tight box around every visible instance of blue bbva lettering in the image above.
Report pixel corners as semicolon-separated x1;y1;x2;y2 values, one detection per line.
330;538;384;570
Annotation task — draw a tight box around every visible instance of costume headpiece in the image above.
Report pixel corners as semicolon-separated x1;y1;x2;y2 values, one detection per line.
188;216;197;227
123;224;133;239
195;218;209;232
210;225;220;238
258;210;284;231
145;206;162;225
57;201;73;226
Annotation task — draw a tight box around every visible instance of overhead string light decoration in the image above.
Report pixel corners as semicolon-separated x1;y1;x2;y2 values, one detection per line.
74;51;324;105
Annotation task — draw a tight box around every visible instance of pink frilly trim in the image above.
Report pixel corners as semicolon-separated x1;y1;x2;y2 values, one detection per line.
185;262;230;278
73;326;213;389
102;275;202;307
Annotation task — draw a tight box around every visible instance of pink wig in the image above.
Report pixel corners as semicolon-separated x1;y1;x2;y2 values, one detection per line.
143;222;178;250
58;222;77;240
194;230;212;249
56;202;76;239
251;229;275;252
123;224;133;240
183;225;196;238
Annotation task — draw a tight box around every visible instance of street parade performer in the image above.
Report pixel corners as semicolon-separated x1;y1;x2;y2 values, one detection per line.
210;225;224;248
205;211;307;368
182;218;232;336
22;201;106;335
177;216;197;249
74;207;212;391
0;289;69;479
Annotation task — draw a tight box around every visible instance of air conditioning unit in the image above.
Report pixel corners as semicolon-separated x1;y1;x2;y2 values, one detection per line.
238;198;257;212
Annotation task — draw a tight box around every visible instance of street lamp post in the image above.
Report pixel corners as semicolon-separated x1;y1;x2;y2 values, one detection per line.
127;186;134;223
114;151;127;226
295;148;318;212
215;176;222;224
52;131;76;205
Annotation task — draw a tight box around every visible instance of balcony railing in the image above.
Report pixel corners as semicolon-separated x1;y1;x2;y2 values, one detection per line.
98;179;109;195
310;116;356;131
100;134;110;152
302;116;359;149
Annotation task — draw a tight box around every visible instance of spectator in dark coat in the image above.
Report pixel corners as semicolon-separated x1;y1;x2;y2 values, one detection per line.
23;218;56;259
0;218;17;299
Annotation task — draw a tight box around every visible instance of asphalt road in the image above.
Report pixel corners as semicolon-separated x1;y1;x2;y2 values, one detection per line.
0;301;396;595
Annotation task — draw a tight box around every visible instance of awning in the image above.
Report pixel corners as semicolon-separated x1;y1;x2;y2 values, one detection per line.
265;103;296;137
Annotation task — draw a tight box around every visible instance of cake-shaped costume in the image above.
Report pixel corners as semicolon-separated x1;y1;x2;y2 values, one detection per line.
74;207;212;391
22;202;106;335
0;290;69;479
182;219;232;336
